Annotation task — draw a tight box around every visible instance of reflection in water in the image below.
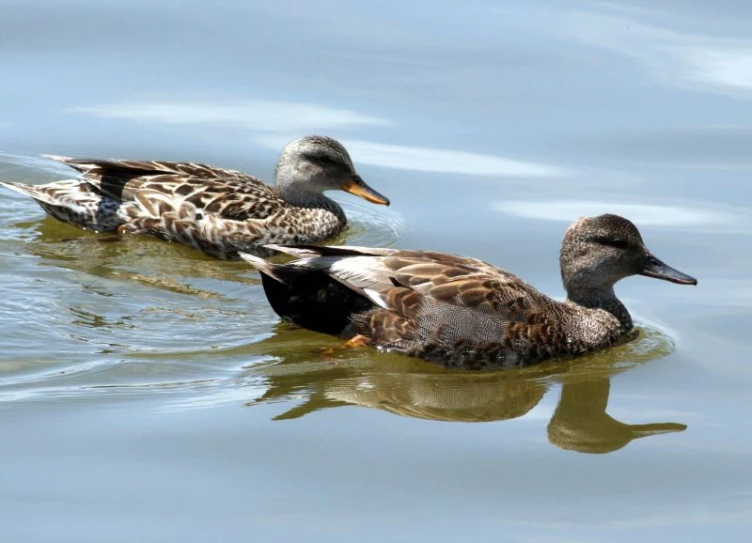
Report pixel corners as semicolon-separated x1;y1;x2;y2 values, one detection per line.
256;135;569;178
70;100;390;133
548;378;686;455
246;326;686;454
492;199;748;233
570;11;752;98
1;165;404;298
70;99;569;178
322;371;545;423
21;217;258;299
344;139;568;177
260;365;548;423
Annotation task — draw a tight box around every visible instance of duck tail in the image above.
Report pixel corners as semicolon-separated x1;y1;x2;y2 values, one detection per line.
262;244;322;258
41;154;75;165
263;244;396;259
240;252;313;288
240;251;372;336
239;252;287;283
0;180;59;206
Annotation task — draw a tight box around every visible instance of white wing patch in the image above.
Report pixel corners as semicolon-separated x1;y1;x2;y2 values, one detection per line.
328;256;395;291
363;288;390;310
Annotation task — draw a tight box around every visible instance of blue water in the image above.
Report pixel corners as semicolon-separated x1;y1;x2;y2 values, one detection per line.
1;1;751;541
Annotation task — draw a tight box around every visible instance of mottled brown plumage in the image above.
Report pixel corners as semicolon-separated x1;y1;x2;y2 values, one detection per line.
0;135;389;259
241;215;697;369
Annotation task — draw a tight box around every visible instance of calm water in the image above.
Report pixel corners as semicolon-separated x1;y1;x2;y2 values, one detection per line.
1;0;751;541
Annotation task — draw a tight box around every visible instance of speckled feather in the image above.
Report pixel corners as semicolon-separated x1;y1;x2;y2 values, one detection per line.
244;216;696;369
0;136;381;259
243;245;627;369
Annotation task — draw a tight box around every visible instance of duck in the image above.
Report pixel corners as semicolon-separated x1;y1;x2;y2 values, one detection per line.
0;135;389;259
240;214;697;369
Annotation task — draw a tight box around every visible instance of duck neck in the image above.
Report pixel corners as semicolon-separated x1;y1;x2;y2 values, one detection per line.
566;285;633;330
278;185;346;223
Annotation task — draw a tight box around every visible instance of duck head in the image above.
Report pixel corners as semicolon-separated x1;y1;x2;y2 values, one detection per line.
560;214;697;303
275;135;389;206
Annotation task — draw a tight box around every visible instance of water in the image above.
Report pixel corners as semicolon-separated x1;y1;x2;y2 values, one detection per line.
1;0;751;541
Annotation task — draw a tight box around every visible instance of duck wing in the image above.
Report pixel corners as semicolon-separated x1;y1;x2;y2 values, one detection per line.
247;245;565;367
46;155;283;221
269;244;551;319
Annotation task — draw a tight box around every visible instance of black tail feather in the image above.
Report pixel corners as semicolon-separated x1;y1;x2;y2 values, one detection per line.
259;267;373;337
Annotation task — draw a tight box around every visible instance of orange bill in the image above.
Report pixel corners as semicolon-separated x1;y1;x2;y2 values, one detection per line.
341;175;390;206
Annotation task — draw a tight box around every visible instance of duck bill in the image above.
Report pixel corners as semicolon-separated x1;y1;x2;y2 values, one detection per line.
640;254;697;285
341;175;390;206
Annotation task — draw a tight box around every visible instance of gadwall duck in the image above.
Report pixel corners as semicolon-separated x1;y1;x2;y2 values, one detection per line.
241;214;697;369
0;135;389;259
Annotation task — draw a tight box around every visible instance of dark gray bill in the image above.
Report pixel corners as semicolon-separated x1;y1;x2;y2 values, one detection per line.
640;254;697;285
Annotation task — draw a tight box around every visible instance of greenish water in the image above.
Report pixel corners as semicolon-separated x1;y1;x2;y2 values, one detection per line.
1;1;751;541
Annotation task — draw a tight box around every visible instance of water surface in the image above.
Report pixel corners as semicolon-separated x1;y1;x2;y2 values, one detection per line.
1;1;751;541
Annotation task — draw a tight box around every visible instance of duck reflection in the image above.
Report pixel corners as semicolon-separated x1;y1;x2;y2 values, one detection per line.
262;367;548;423
16;217;259;298
547;377;685;454
246;324;686;454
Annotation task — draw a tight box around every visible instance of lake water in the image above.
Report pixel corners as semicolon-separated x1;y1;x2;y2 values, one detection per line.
1;0;751;541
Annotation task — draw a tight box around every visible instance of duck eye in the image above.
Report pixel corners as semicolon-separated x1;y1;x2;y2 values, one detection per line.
593;236;630;249
313;154;337;166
